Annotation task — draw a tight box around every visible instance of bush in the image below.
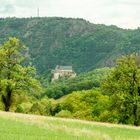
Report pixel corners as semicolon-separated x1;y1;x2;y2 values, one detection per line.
15;102;33;113
73;109;93;120
55;110;73;118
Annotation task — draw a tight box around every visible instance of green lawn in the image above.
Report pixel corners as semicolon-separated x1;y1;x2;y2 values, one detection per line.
0;111;140;140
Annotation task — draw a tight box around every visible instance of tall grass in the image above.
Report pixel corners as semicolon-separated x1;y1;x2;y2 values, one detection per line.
0;111;139;140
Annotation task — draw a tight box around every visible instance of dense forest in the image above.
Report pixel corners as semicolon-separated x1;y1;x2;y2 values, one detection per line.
1;17;140;74
0;17;140;126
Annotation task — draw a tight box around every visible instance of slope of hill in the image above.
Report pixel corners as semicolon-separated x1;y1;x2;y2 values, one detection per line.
0;111;140;140
1;17;140;74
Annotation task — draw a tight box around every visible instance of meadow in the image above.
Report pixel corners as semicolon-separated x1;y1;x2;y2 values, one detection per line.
0;111;140;140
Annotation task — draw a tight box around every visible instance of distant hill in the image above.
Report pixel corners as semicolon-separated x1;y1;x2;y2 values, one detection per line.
0;17;140;74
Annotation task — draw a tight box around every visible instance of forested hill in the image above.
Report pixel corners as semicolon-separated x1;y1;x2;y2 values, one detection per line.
0;17;140;74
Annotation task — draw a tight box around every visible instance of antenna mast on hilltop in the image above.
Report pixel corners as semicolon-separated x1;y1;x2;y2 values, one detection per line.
37;8;40;17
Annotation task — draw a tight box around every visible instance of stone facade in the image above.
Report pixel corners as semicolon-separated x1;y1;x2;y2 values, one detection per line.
51;65;76;81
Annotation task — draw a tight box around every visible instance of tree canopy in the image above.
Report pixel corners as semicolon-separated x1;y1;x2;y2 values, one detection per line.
102;55;140;126
0;38;43;111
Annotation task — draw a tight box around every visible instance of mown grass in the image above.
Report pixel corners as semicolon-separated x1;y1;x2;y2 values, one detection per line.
0;111;140;140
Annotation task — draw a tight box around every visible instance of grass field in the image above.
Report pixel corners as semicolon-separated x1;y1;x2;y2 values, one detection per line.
0;111;140;140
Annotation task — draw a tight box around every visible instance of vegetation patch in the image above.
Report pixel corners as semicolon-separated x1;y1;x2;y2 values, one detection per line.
0;111;140;140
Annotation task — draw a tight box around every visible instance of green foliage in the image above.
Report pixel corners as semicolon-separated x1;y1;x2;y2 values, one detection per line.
102;54;140;126
55;110;73;118
0;17;136;74
44;68;110;99
29;97;52;115
56;89;109;121
1;18;140;126
0;38;43;111
15;102;32;113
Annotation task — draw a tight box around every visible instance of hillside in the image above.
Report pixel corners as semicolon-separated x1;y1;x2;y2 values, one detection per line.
1;17;140;74
0;111;140;140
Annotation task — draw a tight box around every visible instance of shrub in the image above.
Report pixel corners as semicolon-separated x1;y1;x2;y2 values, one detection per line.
55;110;73;118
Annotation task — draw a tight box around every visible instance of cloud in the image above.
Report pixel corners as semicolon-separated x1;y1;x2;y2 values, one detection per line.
0;0;140;29
0;3;15;13
0;0;15;13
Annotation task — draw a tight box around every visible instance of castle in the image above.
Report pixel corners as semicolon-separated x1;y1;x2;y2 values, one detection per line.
51;65;76;81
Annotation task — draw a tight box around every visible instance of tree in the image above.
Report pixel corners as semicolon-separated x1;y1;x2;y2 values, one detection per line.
102;55;140;126
0;38;43;111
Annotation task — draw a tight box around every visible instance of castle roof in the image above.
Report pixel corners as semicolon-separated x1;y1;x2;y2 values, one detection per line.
55;65;73;71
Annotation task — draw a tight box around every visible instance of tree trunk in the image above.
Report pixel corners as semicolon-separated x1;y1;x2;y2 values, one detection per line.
2;85;12;112
5;104;10;112
133;104;139;126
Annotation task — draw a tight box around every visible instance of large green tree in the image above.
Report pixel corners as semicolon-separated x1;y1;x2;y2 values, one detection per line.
102;55;140;126
0;38;43;111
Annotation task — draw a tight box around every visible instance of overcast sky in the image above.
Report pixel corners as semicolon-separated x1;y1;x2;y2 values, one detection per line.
0;0;140;29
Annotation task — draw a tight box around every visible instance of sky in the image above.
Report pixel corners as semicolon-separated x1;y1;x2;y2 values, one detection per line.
0;0;140;29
